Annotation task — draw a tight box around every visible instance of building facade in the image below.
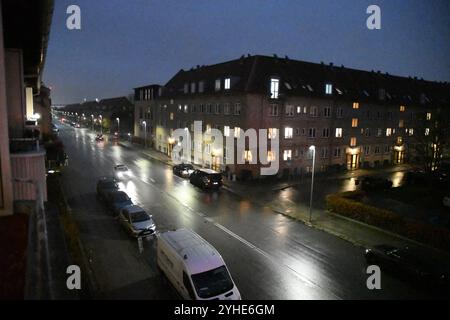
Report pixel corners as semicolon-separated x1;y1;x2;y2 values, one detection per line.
0;0;54;216
134;55;450;179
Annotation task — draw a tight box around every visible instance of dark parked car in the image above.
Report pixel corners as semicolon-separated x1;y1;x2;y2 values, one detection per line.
173;163;195;178
364;245;450;290
406;170;449;188
96;177;119;200
189;169;223;190
105;190;133;215
356;175;392;191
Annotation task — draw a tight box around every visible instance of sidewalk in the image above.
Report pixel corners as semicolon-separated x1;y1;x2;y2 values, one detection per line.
118;140;450;259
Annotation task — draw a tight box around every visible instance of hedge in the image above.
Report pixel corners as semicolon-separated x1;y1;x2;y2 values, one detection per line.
326;191;450;252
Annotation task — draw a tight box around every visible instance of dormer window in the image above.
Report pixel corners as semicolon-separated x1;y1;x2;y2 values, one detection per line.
183;83;188;94
378;88;386;100
325;83;333;95
270;78;279;99
224;78;231;90
190;82;196;93
215;79;221;91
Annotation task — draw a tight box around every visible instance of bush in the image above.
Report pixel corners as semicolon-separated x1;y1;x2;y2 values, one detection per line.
326;191;450;252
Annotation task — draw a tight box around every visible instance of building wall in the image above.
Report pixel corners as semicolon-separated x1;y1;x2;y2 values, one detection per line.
0;8;14;215
5;49;26;139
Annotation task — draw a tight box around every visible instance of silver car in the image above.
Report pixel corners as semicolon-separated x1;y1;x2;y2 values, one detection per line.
118;205;156;237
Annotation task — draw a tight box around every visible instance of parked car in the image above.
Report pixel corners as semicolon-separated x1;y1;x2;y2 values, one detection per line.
157;228;241;300
189;169;223;190
118;205;156;237
51;123;59;134
104;190;133;215
443;196;450;208
173;163;195;178
364;245;450;289
96;177;119;200
356;175;392;191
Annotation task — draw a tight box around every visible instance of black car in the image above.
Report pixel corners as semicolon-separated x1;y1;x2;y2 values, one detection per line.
364;245;450;289
189;169;223;190
104;190;133;215
96;177;119;199
173;163;195;178
356;175;392;191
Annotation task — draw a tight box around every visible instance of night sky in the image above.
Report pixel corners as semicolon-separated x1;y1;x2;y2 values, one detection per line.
43;0;450;105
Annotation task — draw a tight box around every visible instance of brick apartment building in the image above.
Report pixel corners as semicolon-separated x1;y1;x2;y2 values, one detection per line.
134;54;450;179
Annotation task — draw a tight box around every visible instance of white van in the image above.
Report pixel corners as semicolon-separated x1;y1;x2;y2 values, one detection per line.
157;228;241;300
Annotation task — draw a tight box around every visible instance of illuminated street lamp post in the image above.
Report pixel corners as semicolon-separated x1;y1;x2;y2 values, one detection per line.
308;145;316;223
116;117;120;136
142;121;147;147
91;114;94;131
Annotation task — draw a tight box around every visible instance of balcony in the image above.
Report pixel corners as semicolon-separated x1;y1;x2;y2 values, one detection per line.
9;138;47;203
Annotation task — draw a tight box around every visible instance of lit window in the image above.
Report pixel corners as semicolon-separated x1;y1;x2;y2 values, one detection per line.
283;150;292;161
350;137;357;147
284;127;293;139
215;79;221;91
425;128;430;136
426;112;431;120
296;106;302;114
397;137;403;144
352;118;358;128
206;124;211;133
184;105;188;113
325;83;333;94
270;78;279;99
267;151;276;162
399;120;404;128
244;150;253;162
335;128;343;138
400;105;406;112
408;128;414;136
386;128;392;136
224;78;231;90
234;127;240;138
170;112;174;120
353;102;359;109
224;126;230;137
268;128;278;139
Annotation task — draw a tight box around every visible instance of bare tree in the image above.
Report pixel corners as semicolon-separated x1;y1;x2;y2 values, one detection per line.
413;108;450;172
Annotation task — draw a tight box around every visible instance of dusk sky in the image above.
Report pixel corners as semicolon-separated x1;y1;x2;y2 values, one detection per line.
43;0;450;105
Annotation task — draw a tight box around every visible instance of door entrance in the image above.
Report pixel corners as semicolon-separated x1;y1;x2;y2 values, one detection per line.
346;154;359;170
394;150;404;164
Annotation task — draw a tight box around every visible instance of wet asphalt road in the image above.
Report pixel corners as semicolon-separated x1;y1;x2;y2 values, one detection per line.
57;122;438;300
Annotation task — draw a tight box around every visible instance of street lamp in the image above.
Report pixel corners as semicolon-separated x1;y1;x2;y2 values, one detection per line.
142;121;147;147
91;114;94;131
116;117;120;136
308;145;316;223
